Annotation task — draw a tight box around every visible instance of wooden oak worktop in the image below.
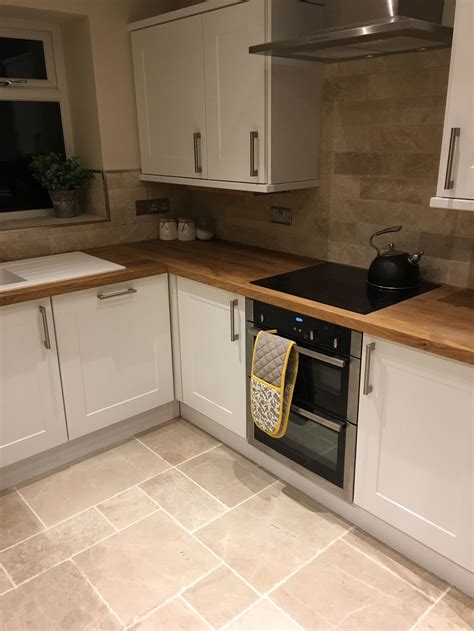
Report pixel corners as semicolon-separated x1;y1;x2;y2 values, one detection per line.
1;239;473;364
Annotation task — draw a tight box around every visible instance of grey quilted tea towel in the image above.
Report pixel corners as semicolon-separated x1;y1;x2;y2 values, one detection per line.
250;329;299;438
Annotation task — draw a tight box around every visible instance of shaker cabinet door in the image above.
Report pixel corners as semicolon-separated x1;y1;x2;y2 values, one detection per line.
53;276;174;439
177;277;247;437
355;335;473;571
131;15;207;178
0;299;67;467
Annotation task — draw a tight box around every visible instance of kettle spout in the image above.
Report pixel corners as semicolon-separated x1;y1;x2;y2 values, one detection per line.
408;250;424;265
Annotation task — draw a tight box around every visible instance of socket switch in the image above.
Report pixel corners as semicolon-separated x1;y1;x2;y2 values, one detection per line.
271;206;292;225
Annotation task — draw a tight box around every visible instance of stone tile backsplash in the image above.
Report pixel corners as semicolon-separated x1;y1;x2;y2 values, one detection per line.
190;49;473;288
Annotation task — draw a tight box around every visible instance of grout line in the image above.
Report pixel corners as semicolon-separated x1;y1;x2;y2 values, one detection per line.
14;488;48;529
0;562;16;590
340;537;441;602
410;586;451;630
134;434;222;470
178;595;214;629
176;468;229;510
94;506;119;532
70;558;126;629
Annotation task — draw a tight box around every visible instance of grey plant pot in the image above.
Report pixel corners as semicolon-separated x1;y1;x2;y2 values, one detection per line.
49;189;80;218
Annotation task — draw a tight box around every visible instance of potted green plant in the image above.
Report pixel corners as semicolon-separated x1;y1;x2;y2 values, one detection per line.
30;153;93;218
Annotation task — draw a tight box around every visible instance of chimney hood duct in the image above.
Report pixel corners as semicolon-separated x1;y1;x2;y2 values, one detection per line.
249;0;453;63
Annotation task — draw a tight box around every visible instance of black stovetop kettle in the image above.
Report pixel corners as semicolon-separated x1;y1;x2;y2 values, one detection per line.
368;226;424;290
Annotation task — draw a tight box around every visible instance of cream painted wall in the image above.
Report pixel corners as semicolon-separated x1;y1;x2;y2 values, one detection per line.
1;0;191;170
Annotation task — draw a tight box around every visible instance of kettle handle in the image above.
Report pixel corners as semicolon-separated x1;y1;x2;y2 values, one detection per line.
370;226;402;255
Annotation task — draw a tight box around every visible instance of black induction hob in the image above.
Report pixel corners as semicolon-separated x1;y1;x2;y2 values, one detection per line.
251;262;438;315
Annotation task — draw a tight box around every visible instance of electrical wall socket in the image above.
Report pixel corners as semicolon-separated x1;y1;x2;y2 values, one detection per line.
136;198;170;215
271;206;292;225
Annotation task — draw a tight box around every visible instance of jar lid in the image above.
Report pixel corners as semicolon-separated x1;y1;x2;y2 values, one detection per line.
178;217;195;223
160;217;176;224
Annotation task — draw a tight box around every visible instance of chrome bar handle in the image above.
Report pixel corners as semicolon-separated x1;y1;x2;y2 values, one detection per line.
230;299;239;342
363;342;375;395
97;288;137;300
39;305;51;350
250;131;258;177
444;127;460;190
193;132;202;174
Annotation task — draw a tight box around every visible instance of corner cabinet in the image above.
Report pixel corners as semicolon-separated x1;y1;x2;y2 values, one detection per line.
130;0;322;193
0;299;67;467
431;0;474;211
176;277;247;437
354;335;473;571
52;276;174;440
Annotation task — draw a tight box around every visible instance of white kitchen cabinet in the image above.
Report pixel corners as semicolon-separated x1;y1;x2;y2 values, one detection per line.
53;276;174;440
355;335;473;570
177;277;247;437
129;0;322;192
431;0;474;211
0;299;67;467
131;15;207;178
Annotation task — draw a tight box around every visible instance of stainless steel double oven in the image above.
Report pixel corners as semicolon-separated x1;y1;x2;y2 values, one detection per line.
246;300;362;501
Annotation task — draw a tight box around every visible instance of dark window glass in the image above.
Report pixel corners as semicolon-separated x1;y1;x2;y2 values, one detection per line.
0;101;65;212
0;37;47;80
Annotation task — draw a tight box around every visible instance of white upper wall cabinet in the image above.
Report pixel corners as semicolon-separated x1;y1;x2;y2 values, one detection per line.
129;0;322;193
355;335;473;571
431;0;474;211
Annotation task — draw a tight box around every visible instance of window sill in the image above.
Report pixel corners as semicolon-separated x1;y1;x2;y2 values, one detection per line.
0;212;110;232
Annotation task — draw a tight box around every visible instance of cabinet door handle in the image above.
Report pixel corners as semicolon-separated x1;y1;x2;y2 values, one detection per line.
363;342;375;395
444;127;460;190
97;288;137;300
193;132;202;174
39;305;51;350
230;299;239;342
250;131;258;177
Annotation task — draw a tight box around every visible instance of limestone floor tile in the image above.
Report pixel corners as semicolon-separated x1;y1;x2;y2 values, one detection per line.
97;486;158;530
183;565;258;628
225;599;301;630
196;483;348;592
344;529;447;599
0;560;121;630
131;597;208;630
74;511;220;626
0;566;13;594
179;445;275;507
19;439;170;525
138;418;219;465
0;490;43;550
416;588;474;630
0;508;113;584
140;469;226;530
270;539;432;630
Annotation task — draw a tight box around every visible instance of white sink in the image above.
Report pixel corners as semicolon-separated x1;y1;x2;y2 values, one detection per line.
0;252;125;291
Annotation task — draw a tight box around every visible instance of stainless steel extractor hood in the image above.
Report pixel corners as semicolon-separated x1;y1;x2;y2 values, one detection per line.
249;0;453;63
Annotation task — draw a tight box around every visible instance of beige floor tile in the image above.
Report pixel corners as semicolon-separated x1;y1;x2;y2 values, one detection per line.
140;469;226;530
344;529;448;599
0;566;13;594
0;560;122;630
179;445;275;507
132;597;208;630
183;565;258;628
97;486;158;530
270;539;432;630
226;599;301;630
0;508;113;584
74;511;220;625
138;418;219;465
196;483;348;592
0;490;43;550
416;588;474;630
19;439;169;525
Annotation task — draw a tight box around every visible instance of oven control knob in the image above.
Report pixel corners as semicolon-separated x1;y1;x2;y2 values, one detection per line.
260;314;264;323
333;338;338;349
309;330;314;341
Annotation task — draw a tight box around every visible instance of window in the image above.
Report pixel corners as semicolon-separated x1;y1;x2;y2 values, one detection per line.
0;19;73;215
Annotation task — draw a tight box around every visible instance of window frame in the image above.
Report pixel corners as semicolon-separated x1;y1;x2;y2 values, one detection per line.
0;25;57;88
0;17;74;219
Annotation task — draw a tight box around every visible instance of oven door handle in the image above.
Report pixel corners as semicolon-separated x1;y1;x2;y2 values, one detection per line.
292;405;344;433
248;327;346;368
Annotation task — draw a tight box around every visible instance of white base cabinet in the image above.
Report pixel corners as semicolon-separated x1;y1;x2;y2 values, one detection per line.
53;275;174;440
177;277;247;438
0;299;67;467
355;335;473;571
